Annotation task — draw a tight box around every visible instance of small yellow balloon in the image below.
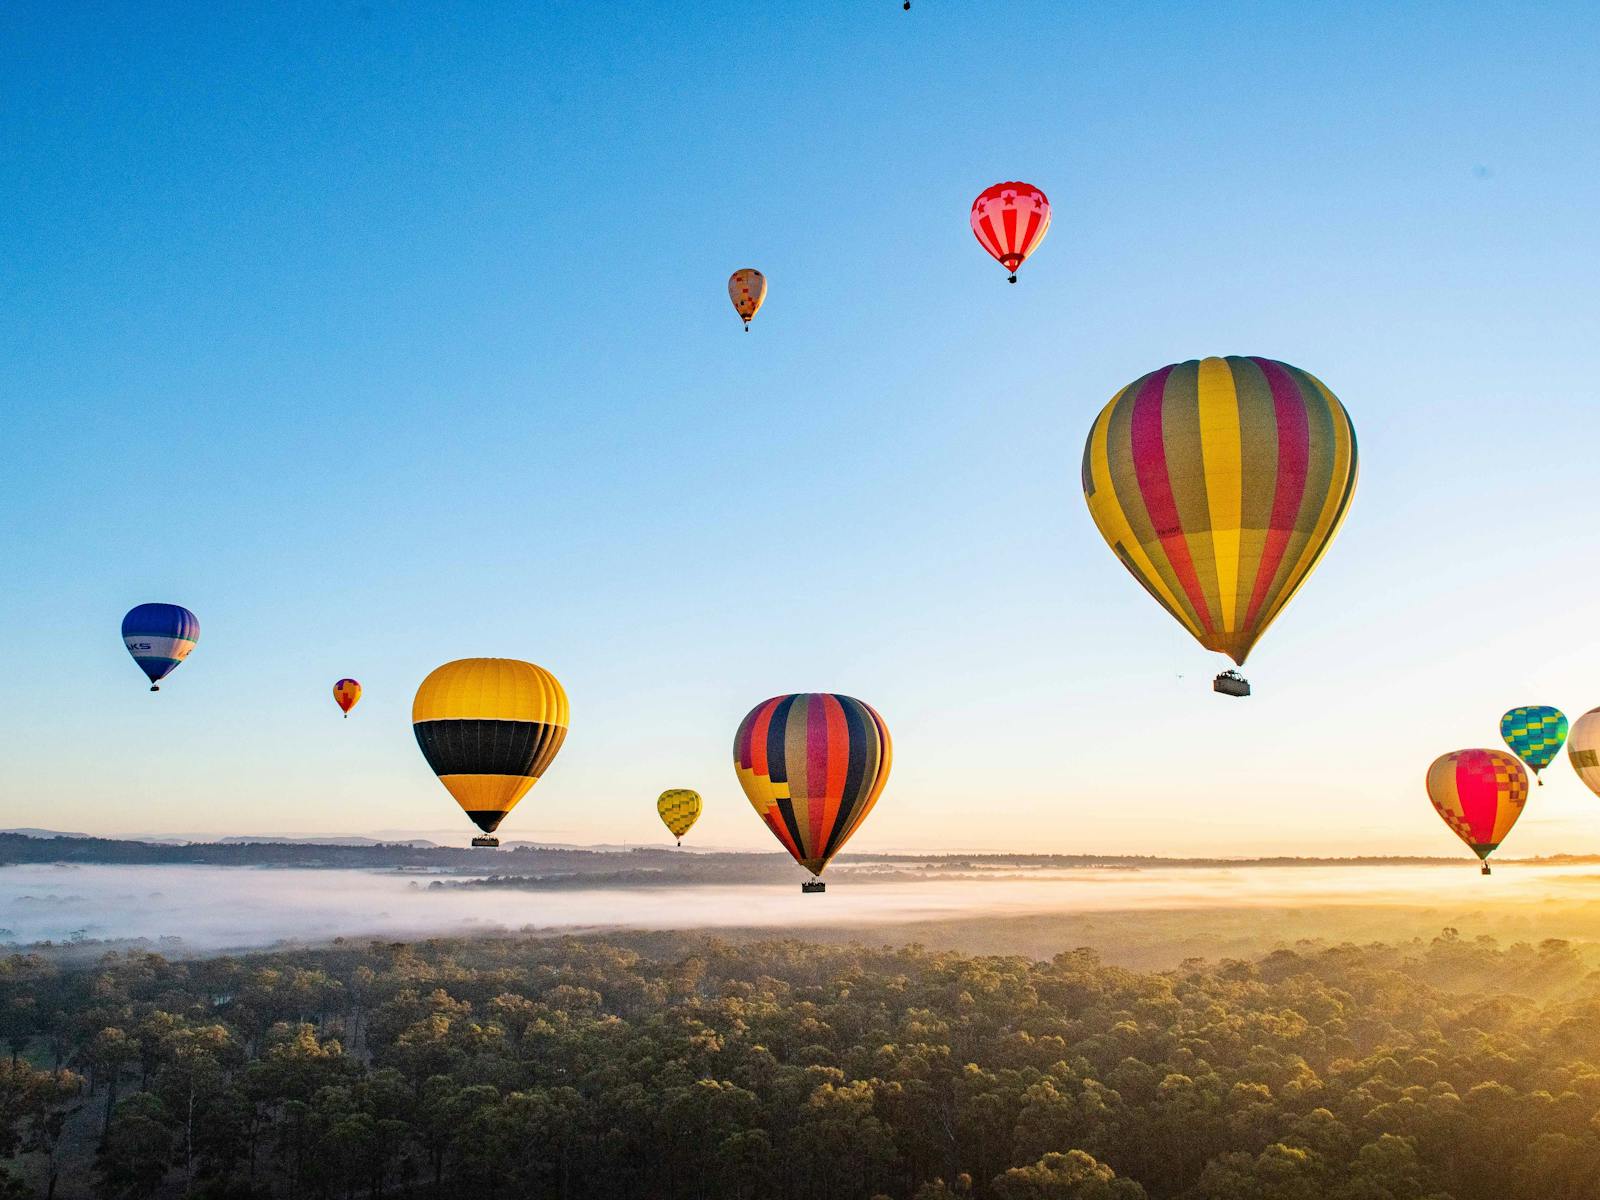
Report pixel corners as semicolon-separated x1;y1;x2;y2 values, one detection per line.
657;789;702;844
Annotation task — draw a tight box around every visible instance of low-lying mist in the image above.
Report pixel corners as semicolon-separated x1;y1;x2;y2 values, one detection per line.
8;861;1600;963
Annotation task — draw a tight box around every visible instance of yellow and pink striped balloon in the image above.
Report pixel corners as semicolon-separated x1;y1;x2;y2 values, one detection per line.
1082;356;1358;669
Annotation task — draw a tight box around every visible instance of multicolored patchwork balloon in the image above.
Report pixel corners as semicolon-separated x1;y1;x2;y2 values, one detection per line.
1499;706;1567;784
1082;356;1358;673
728;268;766;330
733;693;891;878
1568;708;1600;800
1426;748;1528;873
412;658;568;841
970;181;1050;282
657;789;702;845
333;678;362;718
121;603;199;692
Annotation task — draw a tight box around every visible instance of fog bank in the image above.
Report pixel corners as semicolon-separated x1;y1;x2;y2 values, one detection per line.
6;861;1600;955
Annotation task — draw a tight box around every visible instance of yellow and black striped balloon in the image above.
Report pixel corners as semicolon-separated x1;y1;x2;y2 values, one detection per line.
412;658;568;835
656;789;702;844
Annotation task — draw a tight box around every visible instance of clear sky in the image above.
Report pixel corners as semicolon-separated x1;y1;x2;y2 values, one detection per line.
3;2;1599;857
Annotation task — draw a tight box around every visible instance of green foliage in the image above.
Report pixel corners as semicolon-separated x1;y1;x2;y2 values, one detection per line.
993;1150;1143;1199
97;1093;172;1199
0;1055;82;1198
2;928;1599;1198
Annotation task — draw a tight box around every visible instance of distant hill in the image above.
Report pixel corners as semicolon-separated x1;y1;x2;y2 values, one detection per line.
117;833;443;848
6;831;1595;882
4;832;447;849
214;835;442;848
0;832;762;876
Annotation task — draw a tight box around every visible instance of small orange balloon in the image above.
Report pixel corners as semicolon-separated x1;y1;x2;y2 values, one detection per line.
333;678;361;718
728;268;767;329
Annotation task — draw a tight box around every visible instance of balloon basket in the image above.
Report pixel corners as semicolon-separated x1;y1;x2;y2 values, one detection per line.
1213;670;1250;697
471;836;500;849
801;879;826;895
1481;863;1491;876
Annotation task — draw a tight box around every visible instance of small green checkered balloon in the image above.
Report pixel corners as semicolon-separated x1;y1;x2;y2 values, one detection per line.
1500;706;1568;784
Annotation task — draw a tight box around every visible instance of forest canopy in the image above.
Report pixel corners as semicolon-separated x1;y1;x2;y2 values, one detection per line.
3;927;1599;1199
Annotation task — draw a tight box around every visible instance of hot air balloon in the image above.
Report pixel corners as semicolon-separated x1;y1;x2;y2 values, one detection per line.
1426;749;1528;875
1081;356;1358;695
333;678;362;718
733;693;891;893
1499;706;1567;785
728;269;766;331
412;658;568;848
970;182;1050;282
657;789;702;845
121;603;199;692
1568;707;1600;800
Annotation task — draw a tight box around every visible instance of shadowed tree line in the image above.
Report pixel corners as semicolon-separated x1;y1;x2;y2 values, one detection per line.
2;928;1599;1199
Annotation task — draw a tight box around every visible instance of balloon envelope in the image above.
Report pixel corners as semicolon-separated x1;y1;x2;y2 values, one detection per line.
1426;749;1528;861
412;658;568;834
728;269;766;326
1082;356;1358;666
333;678;362;716
1499;706;1567;775
1569;708;1600;799
733;693;890;877
657;789;702;842
970;182;1050;277
121;603;199;689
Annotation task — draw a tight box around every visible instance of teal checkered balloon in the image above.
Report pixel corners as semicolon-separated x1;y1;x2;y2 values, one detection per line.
1500;706;1568;778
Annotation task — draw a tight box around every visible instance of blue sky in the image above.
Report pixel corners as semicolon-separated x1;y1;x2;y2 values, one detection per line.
3;1;1599;856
